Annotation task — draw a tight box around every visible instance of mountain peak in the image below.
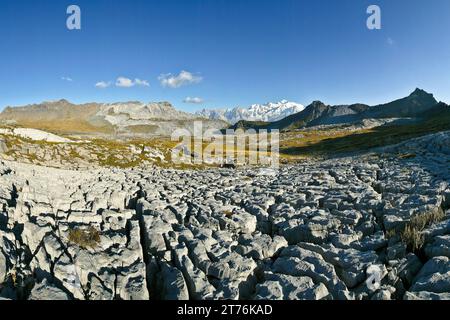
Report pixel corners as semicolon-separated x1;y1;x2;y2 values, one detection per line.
44;99;72;105
410;88;433;98
363;88;438;118
309;101;327;108
407;88;437;105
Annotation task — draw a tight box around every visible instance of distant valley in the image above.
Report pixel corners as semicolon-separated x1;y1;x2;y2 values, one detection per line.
0;88;449;170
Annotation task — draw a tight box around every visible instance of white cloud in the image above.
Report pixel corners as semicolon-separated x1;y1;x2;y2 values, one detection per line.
183;97;204;104
159;70;202;88
116;77;135;88
95;81;111;89
134;78;150;87
61;77;73;82
387;37;395;45
95;77;150;89
115;77;150;88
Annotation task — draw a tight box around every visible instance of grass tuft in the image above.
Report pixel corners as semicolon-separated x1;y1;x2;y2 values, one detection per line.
398;209;446;252
68;226;101;249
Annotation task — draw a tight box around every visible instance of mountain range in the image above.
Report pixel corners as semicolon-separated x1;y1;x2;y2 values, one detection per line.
196;100;305;124
0;100;227;137
0;89;448;138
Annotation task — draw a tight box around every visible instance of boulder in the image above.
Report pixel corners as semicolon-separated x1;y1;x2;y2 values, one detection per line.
0;251;8;284
28;280;70;300
255;272;329;300
157;263;189;300
425;235;450;258
410;256;450;293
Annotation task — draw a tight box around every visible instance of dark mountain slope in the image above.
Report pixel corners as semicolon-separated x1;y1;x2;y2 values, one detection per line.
363;88;438;118
246;89;440;131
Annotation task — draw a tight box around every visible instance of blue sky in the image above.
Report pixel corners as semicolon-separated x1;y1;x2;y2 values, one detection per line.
0;0;449;112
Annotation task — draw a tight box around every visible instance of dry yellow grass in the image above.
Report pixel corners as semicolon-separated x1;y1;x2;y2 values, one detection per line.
279;111;450;158
398;153;417;160
126;124;159;134
16;119;114;135
223;210;234;218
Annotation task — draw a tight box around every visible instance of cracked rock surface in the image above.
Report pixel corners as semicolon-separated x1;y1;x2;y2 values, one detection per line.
0;132;449;300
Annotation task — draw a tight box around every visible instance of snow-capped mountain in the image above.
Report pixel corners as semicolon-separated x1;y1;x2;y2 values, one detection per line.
196;100;305;124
